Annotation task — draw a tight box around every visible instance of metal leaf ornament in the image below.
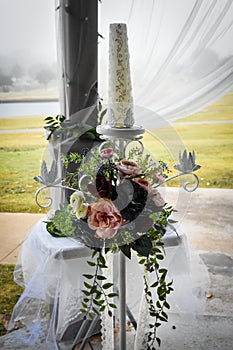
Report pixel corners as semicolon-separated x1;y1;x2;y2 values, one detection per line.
34;160;61;185
174;150;201;174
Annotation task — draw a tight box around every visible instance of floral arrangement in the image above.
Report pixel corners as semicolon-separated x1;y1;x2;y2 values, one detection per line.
34;118;201;349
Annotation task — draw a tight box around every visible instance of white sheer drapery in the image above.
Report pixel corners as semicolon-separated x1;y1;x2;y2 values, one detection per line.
99;0;233;124
9;218;209;349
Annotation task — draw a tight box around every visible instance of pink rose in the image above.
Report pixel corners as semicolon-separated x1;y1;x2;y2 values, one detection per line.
134;178;150;191
116;160;142;179
153;172;165;184
148;188;166;207
87;198;123;239
100;147;114;158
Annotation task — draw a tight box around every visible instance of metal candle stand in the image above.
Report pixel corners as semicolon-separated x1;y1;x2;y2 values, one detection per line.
34;21;201;350
97;124;145;350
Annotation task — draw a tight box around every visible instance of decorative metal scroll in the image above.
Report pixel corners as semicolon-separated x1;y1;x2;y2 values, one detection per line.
34;149;200;209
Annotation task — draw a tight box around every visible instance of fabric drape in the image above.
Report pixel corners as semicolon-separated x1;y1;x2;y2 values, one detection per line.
98;0;233;125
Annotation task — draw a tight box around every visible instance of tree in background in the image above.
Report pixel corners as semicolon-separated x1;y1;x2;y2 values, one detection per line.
11;64;24;80
0;69;13;92
35;68;56;88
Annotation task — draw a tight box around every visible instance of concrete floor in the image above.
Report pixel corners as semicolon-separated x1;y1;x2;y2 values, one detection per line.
0;188;232;349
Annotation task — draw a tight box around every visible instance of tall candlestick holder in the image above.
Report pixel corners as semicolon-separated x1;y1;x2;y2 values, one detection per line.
96;23;201;350
96;125;146;350
34;22;201;350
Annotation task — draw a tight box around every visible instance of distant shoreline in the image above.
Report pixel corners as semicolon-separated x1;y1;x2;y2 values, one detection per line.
0;98;59;103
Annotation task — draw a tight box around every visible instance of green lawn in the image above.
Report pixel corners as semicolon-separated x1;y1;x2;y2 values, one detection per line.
177;92;233;122
0;90;58;102
0;132;47;213
0;116;45;130
0;264;23;336
143;123;233;189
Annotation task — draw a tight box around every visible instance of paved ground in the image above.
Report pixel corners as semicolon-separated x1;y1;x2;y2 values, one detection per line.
0;212;45;264
0;188;232;349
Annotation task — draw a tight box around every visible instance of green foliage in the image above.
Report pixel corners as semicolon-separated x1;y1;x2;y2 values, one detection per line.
127;147;170;183
63;152;84;169
131;234;152;257
46;205;76;237
142;228;173;350
77;206;174;349
44;114;66;140
80;250;118;320
62;152;85;189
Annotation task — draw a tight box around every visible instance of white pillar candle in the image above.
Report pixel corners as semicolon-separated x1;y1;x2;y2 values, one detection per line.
108;23;134;128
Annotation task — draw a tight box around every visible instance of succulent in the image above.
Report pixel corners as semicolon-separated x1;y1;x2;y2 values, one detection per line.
174;150;201;174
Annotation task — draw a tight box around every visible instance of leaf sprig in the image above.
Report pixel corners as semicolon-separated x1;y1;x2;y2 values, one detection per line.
80;250;118;320
44;114;66;140
45;205;76;238
139;224;173;350
127;147;170;183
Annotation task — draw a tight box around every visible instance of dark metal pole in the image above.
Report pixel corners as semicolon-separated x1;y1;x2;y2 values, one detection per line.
58;0;98;123
55;2;100;344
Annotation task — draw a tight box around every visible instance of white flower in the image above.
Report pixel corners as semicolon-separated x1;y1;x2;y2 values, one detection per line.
70;190;88;219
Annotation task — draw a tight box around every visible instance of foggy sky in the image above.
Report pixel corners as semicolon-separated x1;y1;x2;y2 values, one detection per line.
0;0;57;67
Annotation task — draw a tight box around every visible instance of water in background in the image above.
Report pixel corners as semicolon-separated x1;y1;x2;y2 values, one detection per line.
0;101;60;118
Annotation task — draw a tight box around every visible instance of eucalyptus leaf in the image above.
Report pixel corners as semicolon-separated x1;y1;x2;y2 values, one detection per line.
109;303;117;309
119;244;131;259
102;283;114;290
96;275;106;280
99;305;105;312
83;274;94;280
132;235;152;257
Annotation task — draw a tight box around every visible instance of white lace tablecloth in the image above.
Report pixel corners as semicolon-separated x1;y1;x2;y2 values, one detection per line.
9;218;209;349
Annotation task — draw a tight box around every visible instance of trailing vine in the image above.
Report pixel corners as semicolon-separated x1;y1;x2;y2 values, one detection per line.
135;209;174;349
143;259;173;350
80;250;118;320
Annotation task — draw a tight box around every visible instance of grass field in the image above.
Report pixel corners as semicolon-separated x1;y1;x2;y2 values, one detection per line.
0;93;232;213
143;123;233;189
0;89;58;103
0;116;44;130
177;92;233;122
0;132;47;212
0;264;24;336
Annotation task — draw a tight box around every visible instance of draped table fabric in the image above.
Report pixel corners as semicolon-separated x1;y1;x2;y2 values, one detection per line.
9;213;209;349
